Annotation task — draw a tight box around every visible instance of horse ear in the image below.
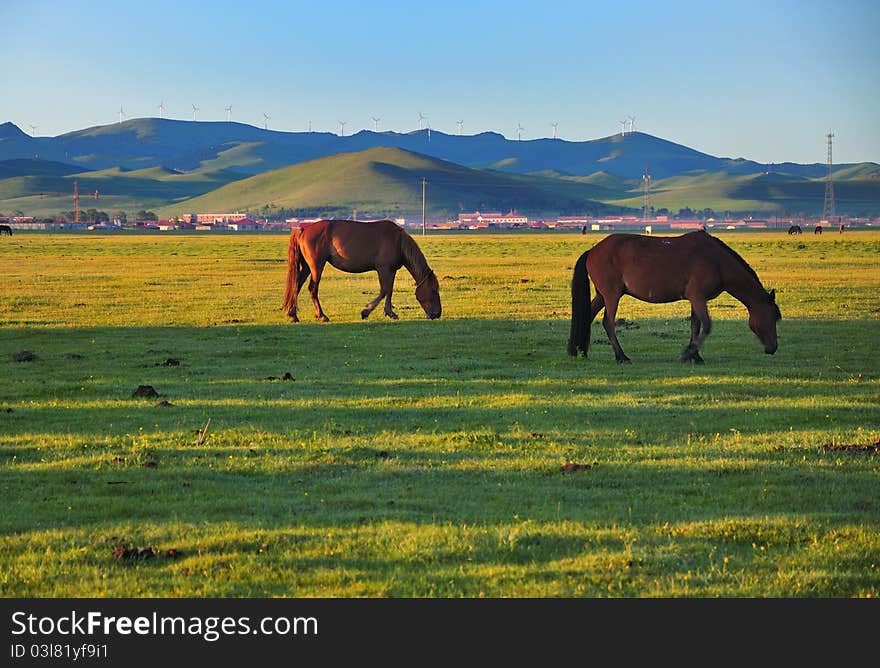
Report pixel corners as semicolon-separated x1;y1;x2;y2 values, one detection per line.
769;288;776;301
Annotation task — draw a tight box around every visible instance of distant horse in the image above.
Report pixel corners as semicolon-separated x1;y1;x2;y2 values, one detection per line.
283;219;441;322
814;225;823;235
568;231;780;363
788;225;802;235
0;224;12;236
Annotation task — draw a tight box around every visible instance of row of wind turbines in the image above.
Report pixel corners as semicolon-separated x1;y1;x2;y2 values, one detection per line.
619;115;637;136
106;104;636;140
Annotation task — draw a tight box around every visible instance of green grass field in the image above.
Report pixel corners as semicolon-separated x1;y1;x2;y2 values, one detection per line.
1;230;878;597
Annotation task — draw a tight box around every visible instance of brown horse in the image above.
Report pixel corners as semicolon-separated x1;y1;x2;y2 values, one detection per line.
788;225;802;235
283;219;441;322
568;230;780;363
0;224;12;236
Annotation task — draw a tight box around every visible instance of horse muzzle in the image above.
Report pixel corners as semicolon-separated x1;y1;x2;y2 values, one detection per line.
764;343;778;355
427;311;441;320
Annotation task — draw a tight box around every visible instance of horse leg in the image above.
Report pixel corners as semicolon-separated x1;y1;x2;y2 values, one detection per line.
307;259;330;322
360;268;397;320
601;293;631;364
381;270;398;319
682;306;704;364
681;300;711;363
289;264;309;322
590;294;605;322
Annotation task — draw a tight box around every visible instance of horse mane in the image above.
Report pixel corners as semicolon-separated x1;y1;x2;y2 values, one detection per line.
399;227;432;283
704;234;766;290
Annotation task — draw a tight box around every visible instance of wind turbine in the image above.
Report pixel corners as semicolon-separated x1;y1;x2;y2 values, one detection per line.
157;100;165;119
338;120;346;136
118;107;125;124
619;119;627;136
226;105;232;122
457;119;463;135
516;122;524;141
628;115;636;133
28;124;37;136
418;112;426;131
551;122;558;139
191;104;199;121
371;116;380;131
308;120;312;132
263;113;271;130
427;124;431;141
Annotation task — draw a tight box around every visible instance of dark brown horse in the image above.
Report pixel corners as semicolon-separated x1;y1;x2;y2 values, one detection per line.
0;224;12;236
788;225;802;235
814;225;823;235
568;231;780;363
283;219;441;322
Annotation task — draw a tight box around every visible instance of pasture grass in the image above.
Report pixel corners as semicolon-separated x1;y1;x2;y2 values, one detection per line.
0;230;878;597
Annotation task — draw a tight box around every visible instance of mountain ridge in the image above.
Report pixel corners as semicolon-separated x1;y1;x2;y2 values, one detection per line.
3;118;874;181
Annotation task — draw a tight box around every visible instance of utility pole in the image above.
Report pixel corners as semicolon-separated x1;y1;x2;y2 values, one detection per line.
421;177;427;236
642;167;651;221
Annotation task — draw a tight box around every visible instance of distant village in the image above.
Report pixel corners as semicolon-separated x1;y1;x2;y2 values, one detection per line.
2;209;876;233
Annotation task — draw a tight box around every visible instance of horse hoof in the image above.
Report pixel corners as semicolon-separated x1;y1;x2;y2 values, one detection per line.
616;357;631;364
318;315;330;323
361;309;370;320
386;312;399;320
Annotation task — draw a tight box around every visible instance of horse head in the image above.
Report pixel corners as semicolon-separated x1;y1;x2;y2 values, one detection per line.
749;288;781;354
415;271;442;319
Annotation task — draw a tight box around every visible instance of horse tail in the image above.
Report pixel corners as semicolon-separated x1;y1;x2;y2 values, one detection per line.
282;227;303;315
567;249;591;357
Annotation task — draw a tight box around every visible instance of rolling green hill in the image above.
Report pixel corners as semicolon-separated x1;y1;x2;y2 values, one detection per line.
4;118;877;183
0;158;81;179
609;170;880;216
160;146;630;219
0;161;245;218
2;122;879;218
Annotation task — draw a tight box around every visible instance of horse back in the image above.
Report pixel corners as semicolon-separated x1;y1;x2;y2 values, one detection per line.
302;219;405;271
587;232;723;302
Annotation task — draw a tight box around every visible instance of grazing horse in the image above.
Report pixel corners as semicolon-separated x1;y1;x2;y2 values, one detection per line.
567;231;780;363
283;219;441;322
0;224;12;236
814;225;823;235
788;225;802;235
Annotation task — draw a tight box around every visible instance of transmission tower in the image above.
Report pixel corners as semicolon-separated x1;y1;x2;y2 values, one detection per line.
642;167;652;221
822;132;835;221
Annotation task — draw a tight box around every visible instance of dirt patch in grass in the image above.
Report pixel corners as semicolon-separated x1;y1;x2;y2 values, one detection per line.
112;543;183;562
132;385;159;398
265;372;293;381
12;350;37;362
562;462;595;473
822;438;880;455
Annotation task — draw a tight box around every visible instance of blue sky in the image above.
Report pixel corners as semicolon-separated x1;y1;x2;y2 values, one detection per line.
2;0;878;164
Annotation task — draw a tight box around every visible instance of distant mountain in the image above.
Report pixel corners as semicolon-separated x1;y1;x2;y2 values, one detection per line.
160;146;630;219
2;119;878;217
3;118;876;181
